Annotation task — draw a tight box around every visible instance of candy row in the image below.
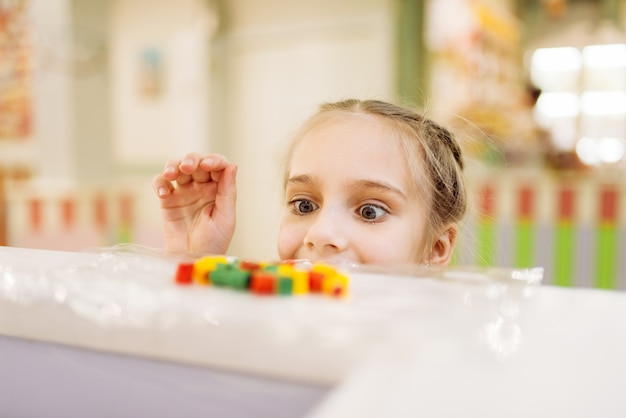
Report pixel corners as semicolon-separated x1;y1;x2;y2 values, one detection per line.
174;256;349;297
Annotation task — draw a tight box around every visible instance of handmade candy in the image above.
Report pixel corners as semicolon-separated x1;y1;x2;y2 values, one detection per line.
173;256;348;298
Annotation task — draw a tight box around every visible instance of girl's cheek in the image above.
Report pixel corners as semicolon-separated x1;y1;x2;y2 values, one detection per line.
281;219;312;257
277;224;297;260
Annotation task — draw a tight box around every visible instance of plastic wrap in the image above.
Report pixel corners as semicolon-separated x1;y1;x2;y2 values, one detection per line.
0;244;543;383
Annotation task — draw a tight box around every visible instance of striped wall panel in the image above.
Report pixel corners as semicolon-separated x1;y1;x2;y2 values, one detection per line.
458;169;625;290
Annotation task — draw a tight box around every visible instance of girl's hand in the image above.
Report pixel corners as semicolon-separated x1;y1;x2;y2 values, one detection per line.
152;152;237;255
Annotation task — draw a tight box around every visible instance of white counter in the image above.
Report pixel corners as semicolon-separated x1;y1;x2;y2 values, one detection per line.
1;245;625;417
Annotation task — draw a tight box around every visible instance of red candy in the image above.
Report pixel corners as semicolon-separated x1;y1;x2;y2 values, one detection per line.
238;260;261;271
175;262;194;285
308;271;324;293
250;272;277;295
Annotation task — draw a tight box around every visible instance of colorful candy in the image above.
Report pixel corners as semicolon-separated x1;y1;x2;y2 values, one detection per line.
174;256;349;298
174;262;194;285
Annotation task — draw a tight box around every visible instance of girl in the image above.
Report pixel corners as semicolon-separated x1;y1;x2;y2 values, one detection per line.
153;99;467;266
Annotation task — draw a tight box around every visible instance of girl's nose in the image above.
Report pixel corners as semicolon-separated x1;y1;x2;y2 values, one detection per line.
303;207;348;254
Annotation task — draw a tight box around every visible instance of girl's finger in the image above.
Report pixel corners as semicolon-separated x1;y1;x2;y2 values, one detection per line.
178;153;203;175
152;174;175;198
214;164;238;223
176;172;193;186
162;158;183;181
191;169;211;183
199;154;230;172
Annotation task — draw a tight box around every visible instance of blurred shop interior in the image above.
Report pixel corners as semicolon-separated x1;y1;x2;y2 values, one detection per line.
0;0;624;289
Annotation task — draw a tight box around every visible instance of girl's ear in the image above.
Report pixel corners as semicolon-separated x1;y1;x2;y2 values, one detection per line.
428;224;458;266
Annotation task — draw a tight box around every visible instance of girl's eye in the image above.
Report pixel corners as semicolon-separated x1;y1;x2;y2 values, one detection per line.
292;199;319;215
358;204;387;222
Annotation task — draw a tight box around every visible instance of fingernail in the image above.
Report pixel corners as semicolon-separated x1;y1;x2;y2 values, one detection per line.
182;159;194;166
165;166;176;174
158;187;169;196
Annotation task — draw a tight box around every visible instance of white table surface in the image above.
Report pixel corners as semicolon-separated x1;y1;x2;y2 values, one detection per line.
1;245;625;418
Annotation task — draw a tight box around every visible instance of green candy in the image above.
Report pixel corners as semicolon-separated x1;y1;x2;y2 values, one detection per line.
277;277;293;295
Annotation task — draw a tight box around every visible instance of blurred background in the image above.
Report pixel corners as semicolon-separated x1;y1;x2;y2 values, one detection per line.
0;0;624;289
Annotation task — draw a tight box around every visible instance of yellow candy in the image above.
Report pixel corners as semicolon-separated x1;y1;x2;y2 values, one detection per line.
277;263;295;278
311;263;339;276
322;272;349;297
258;261;272;269
193;255;228;285
291;269;310;295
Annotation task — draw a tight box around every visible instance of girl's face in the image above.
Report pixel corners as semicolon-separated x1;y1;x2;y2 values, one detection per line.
278;114;430;265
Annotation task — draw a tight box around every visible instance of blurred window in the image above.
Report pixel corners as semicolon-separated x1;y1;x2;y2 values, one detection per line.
530;44;626;166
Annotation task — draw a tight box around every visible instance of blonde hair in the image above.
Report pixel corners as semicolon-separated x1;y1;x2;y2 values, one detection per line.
284;99;467;259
